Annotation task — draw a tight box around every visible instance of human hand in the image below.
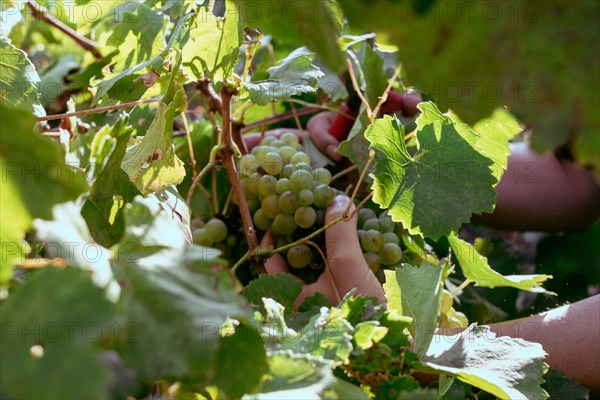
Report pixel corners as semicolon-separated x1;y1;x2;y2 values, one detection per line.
260;195;386;309
307;91;423;162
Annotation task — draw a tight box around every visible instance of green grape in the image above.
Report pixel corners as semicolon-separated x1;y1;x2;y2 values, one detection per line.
257;175;277;197
313;167;332;185
290;151;310;164
313;185;334;208
379;216;395;233
261;194;280;219
205;218;228;243
364;252;381;272
279;191;300;214
447;317;462;329
375;269;386;284
272;214;297;235
281;164;296;179
277;146;297;163
379;243;402;265
358;229;366;241
256;145;276;163
270;139;286;148
281;131;299;147
289;169;314;192
260;136;275;146
253;209;272;230
361;230;384;253
239;154;258;176
383;232;400;245
316;210;325;225
363;218;381;231
246;172;260;194
226;234;237;247
441;290;453;314
454;311;469;328
298;189;314;206
294;162;313;172
263;151;284;175
192;228;209;245
275;235;289;249
276;178;291;194
246;196;260;212
294;206;316;228
287;244;312;268
358;208;377;228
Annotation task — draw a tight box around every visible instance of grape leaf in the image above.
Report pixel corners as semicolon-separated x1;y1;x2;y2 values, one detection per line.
242;47;324;106
364;104;497;239
121;65;187;196
82;116;139;248
449;234;552;293
111;198;247;382
242;273;302;312
421;324;548;400
0;268;116;400
395;261;445;356
245;0;345;73
181;0;243;82
541;368;590;400
213;323;267;398
382;269;402;315
0;37;43;114
92;12;193;104
0;104;87;282
354;321;389;350
33;201;119;300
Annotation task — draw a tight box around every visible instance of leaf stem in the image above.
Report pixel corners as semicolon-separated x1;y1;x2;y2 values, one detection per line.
451;278;473;296
26;1;102;58
186;161;215;207
346;58;373;122
372;64;402;117
344;149;375;217
231;252;249;273
331;164;358;182
37;98;160;122
181;112;198;177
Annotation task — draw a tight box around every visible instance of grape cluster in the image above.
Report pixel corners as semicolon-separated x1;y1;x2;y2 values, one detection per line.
439;289;469;329
357;208;403;283
237;133;337;269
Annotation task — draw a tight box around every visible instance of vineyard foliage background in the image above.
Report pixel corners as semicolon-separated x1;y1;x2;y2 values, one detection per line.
0;1;598;399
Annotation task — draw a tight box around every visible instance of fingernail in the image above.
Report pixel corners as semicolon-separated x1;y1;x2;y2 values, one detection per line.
332;195;349;208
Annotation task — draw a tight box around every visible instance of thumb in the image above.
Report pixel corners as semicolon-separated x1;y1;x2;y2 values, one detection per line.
260;231;288;275
325;196;386;303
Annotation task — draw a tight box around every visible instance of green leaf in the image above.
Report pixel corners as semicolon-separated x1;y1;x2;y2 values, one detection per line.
365;104;497;239
121;66;187;195
449;234;551;293
92;12;193;104
396;261;445;356
242;47;324;106
242;273;302;312
0;37;43;114
82;116;139;248
212;323;267;398
354;321;389;350
111;202;246;382
421;324;548;400
246;1;345;72
0;104;87;282
383;269;402;315
471;108;523;182
181;0;243;81
33;201;119;299
0;268;116;399
541;368;590;400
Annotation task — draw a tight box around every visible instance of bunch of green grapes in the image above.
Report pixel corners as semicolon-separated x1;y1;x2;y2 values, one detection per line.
192;218;230;247
439;289;469;329
356;208;403;283
237;133;337;270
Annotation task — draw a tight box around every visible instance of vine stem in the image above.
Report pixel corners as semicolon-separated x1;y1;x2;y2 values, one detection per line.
240;107;321;133
451;278;473;296
344;150;375;218
37;98;160;122
220;85;264;273
181;112;198;177
331;164;358;182
26;1;102;58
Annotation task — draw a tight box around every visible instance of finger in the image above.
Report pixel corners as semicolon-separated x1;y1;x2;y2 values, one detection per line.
402;91;423;116
260;231;288;275
307;112;342;161
325;196;386;303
